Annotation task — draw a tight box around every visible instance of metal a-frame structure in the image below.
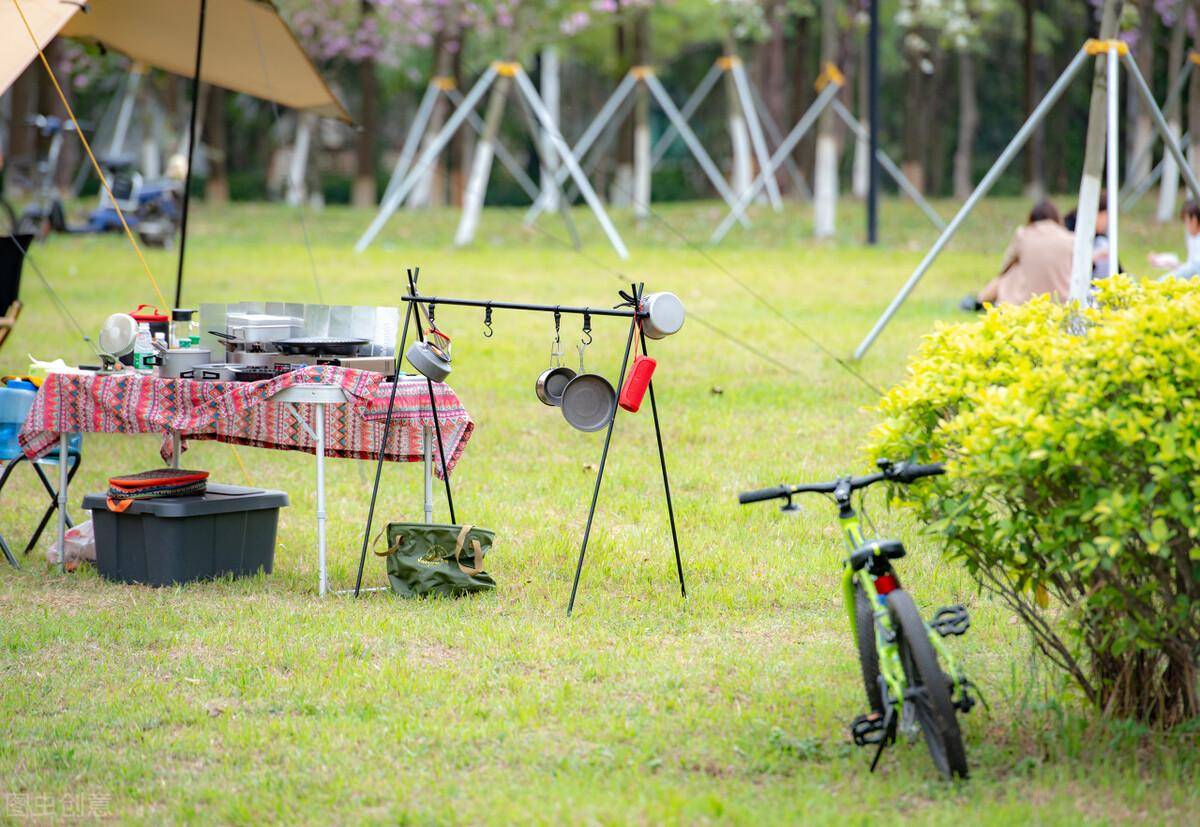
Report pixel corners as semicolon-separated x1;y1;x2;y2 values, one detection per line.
356;61;629;258
852;40;1200;360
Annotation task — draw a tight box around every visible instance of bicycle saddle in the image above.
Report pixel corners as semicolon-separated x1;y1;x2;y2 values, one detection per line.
850;539;906;571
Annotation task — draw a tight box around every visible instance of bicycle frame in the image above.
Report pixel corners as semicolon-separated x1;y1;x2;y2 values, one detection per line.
836;500;965;718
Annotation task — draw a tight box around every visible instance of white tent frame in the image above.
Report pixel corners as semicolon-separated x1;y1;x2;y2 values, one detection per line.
852;40;1200;360
357;62;628;258
522;64;757;229
709;71;944;244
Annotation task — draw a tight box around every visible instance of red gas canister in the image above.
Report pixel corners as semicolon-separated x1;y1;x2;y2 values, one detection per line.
618;354;656;413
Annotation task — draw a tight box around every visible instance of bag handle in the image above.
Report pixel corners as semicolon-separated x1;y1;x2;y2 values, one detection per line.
372;524;487;575
453;524;486;575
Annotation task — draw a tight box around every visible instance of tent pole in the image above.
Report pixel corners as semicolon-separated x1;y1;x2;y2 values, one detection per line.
175;0;208;309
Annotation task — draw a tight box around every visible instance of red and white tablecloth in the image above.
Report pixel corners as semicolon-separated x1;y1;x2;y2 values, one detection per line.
19;367;473;475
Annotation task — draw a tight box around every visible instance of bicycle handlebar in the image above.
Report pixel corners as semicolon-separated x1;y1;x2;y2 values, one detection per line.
737;461;944;506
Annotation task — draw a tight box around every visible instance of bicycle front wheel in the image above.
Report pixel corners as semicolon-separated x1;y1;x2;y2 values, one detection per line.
888;589;968;779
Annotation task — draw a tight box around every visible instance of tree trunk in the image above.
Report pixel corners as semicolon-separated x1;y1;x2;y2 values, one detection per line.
609;21;638;205
204;87;229;203
413;31;454;209
901;38;927;193
633;11;651;220
1126;15;1155;187
353;53;379;208
760;2;788;147
813;0;839;237
539;46;561;211
6;66;36;195
1023;0;1045;199
722;35;753;201
851;28;869;199
926;49;947;196
789;14;814;173
286;113;315;207
1191;1;1200;183
1156;15;1187;222
454;74;510;246
953;50;979;199
1068;0;1125;303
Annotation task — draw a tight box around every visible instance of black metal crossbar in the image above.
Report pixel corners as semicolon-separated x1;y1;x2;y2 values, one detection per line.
401;295;646;319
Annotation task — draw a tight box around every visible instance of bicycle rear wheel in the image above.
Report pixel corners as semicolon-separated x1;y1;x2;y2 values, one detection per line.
888;589;968;779
855;586;882;713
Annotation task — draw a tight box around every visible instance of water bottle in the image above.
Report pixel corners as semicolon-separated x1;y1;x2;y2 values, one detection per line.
133;322;153;370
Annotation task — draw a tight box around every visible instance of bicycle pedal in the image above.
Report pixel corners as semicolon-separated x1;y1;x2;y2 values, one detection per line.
931;604;970;637
850;713;887;746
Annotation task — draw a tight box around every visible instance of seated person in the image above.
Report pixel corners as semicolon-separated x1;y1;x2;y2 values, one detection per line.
1149;199;1200;279
963;200;1074;309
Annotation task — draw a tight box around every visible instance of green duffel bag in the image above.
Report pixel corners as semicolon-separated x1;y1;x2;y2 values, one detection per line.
375;522;496;598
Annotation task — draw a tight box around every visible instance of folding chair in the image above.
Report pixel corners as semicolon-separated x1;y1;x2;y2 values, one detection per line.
0;383;83;567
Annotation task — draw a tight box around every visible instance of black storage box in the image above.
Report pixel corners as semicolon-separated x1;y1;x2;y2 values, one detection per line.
82;484;289;586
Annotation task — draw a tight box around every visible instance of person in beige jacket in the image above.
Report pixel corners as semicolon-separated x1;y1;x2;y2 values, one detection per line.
973;201;1074;306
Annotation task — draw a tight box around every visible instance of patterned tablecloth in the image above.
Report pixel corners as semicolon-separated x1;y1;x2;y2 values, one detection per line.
19;367;474;476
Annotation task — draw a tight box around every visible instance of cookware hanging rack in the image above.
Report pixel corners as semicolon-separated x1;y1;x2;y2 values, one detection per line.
354;270;685;615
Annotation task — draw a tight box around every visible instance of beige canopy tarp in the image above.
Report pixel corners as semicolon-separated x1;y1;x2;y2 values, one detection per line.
0;0;350;122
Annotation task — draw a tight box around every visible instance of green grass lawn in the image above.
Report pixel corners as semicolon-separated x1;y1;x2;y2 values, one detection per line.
1;196;1197;824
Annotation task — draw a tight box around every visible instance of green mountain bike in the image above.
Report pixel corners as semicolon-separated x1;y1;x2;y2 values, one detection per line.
739;459;976;779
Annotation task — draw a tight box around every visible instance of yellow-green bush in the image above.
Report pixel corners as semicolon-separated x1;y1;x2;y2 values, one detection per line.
867;275;1200;725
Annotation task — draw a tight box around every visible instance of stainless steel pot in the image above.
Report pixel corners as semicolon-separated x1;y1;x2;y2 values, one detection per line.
535;366;576;406
640;292;685;339
231;349;278;367
147;347;213;378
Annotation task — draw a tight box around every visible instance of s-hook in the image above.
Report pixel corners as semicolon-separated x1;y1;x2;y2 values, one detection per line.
581;310;593;346
483;304;494;338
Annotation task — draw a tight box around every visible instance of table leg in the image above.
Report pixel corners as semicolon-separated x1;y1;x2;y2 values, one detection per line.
423;425;433;524
170;432;181;469
57;432;68;573
315;406;327;597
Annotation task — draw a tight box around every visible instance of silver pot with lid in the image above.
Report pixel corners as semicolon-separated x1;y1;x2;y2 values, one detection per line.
640;292;685;340
146;347;214;379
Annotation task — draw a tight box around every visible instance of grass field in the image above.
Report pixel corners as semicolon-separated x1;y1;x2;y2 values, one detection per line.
1;197;1197;824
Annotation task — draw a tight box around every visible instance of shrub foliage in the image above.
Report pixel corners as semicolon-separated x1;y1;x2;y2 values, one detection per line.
867;276;1200;726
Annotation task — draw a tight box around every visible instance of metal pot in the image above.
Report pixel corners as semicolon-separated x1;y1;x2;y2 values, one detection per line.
640;292;685;340
536;366;576;406
231;349;278;367
146;347;213;379
181;363;239;381
405;341;452;382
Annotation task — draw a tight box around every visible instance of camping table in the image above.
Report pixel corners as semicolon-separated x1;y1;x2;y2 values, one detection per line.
19;368;474;594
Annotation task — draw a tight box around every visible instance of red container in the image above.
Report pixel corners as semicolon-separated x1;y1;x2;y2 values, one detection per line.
130;304;169;338
618;354;656;413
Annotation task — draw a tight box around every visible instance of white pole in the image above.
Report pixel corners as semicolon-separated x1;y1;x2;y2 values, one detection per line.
315;407;327;597
1106;46;1120;280
423;425;433;524
540;47;561;212
57;433;68;573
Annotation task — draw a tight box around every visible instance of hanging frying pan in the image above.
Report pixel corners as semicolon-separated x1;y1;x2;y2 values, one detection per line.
561;373;616;432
